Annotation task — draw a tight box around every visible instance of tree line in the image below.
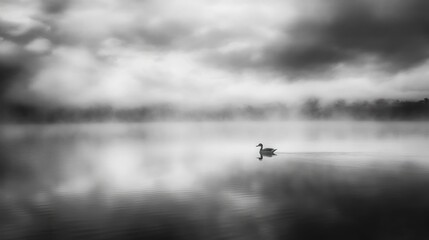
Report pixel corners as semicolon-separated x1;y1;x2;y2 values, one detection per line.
0;98;428;123
301;98;429;120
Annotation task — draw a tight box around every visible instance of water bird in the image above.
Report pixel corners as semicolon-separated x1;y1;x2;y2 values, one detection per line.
256;143;277;154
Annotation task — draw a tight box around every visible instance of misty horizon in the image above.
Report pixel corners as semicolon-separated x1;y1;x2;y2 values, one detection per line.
1;97;428;123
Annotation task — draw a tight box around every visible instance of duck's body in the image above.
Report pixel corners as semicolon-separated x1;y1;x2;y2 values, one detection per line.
256;143;277;154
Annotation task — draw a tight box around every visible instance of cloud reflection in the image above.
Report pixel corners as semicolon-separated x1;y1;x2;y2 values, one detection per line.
1;122;429;239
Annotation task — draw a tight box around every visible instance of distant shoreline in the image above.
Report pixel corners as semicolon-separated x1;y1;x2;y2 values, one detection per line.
1;98;428;123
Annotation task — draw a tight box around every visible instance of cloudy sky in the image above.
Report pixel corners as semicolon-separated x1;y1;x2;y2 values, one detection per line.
1;0;429;109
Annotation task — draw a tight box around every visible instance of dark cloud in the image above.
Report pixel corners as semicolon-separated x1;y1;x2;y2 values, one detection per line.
0;43;47;103
0;63;21;91
268;0;429;74
127;21;193;48
0;61;27;103
0;22;50;46
209;0;429;76
0;5;53;102
41;0;70;14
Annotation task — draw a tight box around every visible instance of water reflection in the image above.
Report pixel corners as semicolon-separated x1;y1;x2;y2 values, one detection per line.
257;151;277;161
1;122;429;239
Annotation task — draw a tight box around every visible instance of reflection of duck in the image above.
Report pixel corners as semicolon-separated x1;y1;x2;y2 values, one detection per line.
257;151;277;160
256;143;277;161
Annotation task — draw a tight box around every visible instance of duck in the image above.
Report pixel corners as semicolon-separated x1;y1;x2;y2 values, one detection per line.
256;143;277;154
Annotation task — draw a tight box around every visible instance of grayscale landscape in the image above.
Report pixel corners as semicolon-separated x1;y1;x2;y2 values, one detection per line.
1;0;429;239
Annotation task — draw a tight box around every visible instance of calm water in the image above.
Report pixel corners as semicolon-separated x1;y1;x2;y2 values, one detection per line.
1;121;429;240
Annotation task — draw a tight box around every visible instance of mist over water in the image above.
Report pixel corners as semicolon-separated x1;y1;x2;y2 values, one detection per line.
1;121;429;239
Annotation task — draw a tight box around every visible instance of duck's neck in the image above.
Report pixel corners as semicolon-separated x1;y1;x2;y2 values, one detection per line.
259;145;263;150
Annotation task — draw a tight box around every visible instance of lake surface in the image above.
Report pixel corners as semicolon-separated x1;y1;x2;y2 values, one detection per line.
1;121;429;240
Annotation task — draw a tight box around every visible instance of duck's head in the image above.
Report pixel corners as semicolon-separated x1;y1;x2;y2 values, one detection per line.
256;143;263;147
